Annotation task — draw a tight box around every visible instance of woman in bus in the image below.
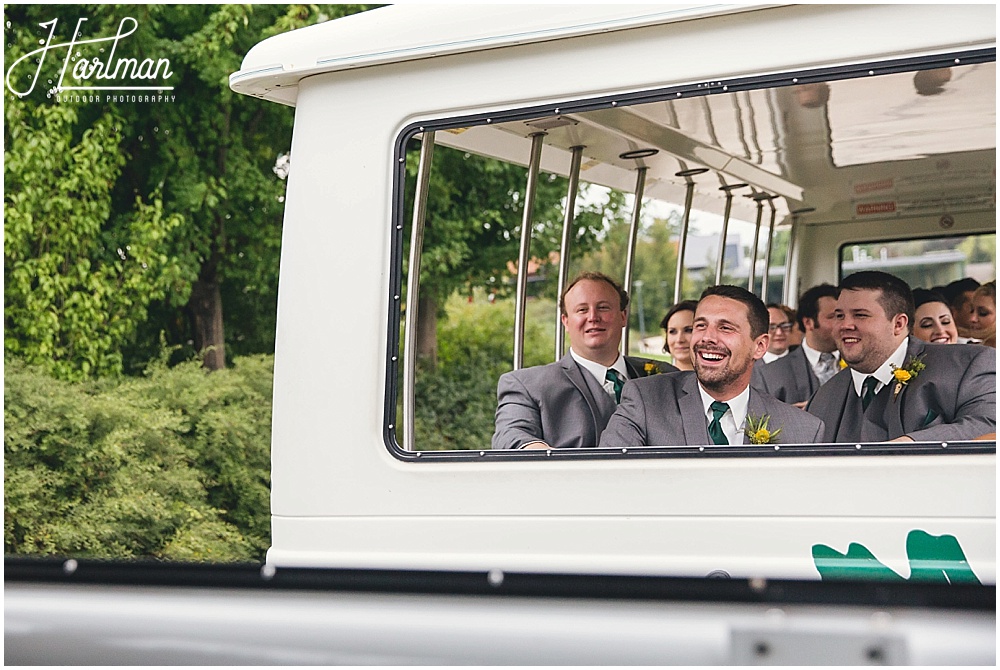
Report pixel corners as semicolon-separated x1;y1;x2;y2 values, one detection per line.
911;288;958;345
968;280;996;347
659;300;698;371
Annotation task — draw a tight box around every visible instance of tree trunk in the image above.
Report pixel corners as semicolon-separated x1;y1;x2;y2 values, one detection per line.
416;293;438;369
190;276;226;370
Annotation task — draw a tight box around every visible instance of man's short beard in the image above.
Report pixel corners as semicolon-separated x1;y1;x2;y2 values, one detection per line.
695;356;752;392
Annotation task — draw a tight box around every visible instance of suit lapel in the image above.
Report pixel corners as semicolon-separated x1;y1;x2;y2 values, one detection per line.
821;370;853;441
794;347;819;396
679;374;710;445
559;354;602;439
886;338;925;438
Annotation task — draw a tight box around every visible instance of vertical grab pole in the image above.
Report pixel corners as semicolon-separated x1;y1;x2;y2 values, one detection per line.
673;168;707;305
747;193;767;295
715;183;747;285
622;167;648;355
555;146;585;361
513;132;546;371
784;207;813;305
402;131;435;452
760;198;778;304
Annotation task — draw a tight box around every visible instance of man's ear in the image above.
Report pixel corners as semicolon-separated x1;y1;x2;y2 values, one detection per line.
892;313;909;336
752;333;770;360
560;312;569;329
802;317;816;333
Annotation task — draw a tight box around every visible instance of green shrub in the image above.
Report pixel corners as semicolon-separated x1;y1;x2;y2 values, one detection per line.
4;356;272;561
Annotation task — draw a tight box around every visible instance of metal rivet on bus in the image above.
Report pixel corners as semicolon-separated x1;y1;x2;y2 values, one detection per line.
676;92;682;97
699;446;705;452
749;577;767;592
774;445;779;451
954;58;960;64
388;424;393;429
63;559;78;575
398;158;404;163
856;444;862;450
260;564;277;580
722;86;728;91
622;448;627;454
792;78;798;83
480;451;486;456
547;450;552;456
941;442;948;449
868;70;874;75
554;108;560;114
488;569;504;587
611;101;617;106
394;295;400;300
486;118;492;123
391;356;398;361
419;127;424;131
397;224;402;229
415;452;422;457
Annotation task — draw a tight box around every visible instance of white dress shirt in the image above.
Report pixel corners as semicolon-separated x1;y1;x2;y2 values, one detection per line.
570;348;628;400
850;338;909;397
697;383;751;446
762;350;789;364
801;340;840;376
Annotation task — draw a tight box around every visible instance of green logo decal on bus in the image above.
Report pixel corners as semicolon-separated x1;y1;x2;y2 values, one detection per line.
812;530;980;583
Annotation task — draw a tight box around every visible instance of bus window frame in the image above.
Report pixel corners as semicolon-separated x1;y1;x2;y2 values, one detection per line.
384;48;997;462
837;231;997;286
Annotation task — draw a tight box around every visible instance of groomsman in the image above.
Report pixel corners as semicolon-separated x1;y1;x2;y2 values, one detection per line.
601;285;823;447
492;272;675;450
757;284;841;407
807;271;995;443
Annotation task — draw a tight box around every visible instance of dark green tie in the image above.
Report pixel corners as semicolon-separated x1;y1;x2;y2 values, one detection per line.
708;401;730;445
605;369;625;403
861;376;879;410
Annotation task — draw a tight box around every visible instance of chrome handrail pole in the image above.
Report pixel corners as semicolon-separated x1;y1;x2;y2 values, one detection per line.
760;199;777;303
513;132;546;370
673;179;697;305
621;167;647;355
402;131;435;452
555;146;585;361
747;195;766;294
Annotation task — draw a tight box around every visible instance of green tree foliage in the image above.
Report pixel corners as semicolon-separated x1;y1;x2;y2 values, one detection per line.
4;99;191;380
4;355;274;560
4;5;374;378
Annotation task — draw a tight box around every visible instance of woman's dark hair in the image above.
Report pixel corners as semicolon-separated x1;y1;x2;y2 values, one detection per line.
659;299;698;353
912;288;950;311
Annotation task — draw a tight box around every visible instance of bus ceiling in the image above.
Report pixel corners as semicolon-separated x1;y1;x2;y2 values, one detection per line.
426;58;996;229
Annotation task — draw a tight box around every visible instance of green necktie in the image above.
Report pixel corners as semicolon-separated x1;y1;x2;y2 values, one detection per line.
605;369;625;403
708;401;730;445
861;376;879;410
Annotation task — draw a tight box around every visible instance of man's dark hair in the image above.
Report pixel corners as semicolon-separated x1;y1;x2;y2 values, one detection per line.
941;277;981;309
839;271;914;324
559;271;629;315
699;285;769;339
659;299;699;353
796;283;839;330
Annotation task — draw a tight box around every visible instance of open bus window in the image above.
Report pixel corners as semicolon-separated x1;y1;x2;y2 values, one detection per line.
390;57;996;455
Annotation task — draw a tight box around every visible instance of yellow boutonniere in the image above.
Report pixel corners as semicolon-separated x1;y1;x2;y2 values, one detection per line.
744;414;782;445
889;354;926;401
839;358;848;370
644;362;661;375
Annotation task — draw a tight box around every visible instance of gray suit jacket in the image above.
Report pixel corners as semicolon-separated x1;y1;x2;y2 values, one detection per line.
492;354;677;450
599;370;825;447
756;346;821;405
806;339;996;443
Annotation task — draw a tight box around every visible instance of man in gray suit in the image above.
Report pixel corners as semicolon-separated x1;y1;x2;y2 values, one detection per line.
806;271;996;443
755;284;841;408
601;285;824;447
492;272;676;450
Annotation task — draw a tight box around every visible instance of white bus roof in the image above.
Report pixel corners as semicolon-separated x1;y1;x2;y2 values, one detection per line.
230;4;777;105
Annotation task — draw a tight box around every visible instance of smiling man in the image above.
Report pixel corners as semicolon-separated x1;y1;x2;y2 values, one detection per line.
806;271;996;443
492;272;676;450
600;285;823;447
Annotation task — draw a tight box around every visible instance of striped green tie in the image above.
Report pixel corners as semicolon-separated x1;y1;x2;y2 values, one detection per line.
861;376;879;410
605;369;625;403
708;401;730;445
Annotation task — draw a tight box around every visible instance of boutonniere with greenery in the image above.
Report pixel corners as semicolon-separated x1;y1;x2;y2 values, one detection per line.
644;362;662;375
744;414;782;445
889;354;926;401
